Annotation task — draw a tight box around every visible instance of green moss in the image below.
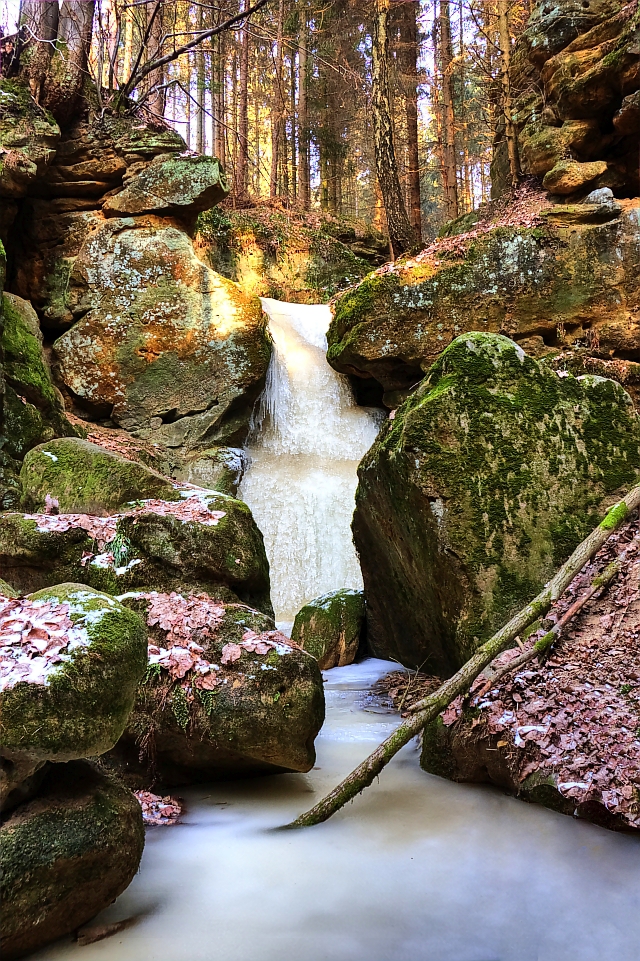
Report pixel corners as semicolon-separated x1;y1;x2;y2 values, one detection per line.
600;500;629;531
2;295;59;411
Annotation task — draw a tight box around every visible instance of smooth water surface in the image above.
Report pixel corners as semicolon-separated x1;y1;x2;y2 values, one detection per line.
239;299;383;625
35;660;640;961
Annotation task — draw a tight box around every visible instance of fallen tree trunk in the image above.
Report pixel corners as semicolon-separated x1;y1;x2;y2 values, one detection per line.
287;486;640;828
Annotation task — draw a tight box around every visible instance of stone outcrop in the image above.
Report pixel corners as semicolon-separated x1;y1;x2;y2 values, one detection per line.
353;333;640;674
197;205;388;304
494;0;640;200
173;446;247;495
0;490;272;614
20;437;179;513
1;760;144;960
327;199;640;408
110;591;325;784
291;589;365;670
102;154;227;220
1;585;147;809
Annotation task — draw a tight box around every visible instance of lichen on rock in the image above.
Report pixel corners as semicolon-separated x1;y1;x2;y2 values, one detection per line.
353;332;640;675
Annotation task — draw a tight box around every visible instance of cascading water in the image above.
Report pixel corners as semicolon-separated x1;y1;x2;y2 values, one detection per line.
239;298;384;626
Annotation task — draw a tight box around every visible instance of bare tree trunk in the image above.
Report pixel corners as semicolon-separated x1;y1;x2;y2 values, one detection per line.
234;0;250;199
196;3;205;153
141;0;165;118
371;0;418;257
18;0;59;102
498;0;520;189
122;3;134;82
43;0;96;124
400;0;422;236
288;487;640;828
437;0;458;220
270;0;284;199
290;47;297;201
297;6;310;208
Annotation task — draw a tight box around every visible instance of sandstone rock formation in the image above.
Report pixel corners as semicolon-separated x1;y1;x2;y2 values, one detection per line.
291;589;365;670
353;333;640;674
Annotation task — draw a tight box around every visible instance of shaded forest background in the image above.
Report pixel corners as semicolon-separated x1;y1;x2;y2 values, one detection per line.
1;0;533;241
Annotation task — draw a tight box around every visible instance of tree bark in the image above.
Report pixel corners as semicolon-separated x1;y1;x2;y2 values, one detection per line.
235;0;251;199
498;0;520;189
400;0;422;236
437;0;458;221
43;0;96;124
270;0;285;199
287;488;640;828
196;3;206;154
18;0;59;102
371;0;418;258
297;6;310;208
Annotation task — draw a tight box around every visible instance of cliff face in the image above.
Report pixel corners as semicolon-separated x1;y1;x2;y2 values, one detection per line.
493;0;640;199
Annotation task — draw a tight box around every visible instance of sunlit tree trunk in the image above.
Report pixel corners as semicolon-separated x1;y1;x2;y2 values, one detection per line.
270;0;285;198
371;0;418;257
400;0;422;236
437;0;458;220
235;0;250;199
43;0;96;124
297;5;310;208
498;0;520;189
196;3;205;154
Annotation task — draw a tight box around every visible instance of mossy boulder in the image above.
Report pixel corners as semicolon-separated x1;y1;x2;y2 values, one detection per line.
0;760;144;960
53;218;271;449
109;592;325;785
327;204;640;407
353;333;640;674
0;78;60;200
20;437;179;514
291;589;365;670
103;154;228;220
0;492;272;613
1;584;147;807
1;293;76;463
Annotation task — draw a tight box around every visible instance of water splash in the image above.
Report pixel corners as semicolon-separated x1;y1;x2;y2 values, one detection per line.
239;298;384;625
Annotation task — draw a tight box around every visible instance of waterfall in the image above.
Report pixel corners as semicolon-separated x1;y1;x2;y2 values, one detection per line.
239;298;384;627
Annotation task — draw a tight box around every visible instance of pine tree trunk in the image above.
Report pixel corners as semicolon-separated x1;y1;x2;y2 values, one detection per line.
371;0;418;257
18;0;59;102
235;0;250;200
298;9;310;207
270;0;285;199
141;0;165;118
438;0;458;221
290;48;297;202
400;0;422;236
498;0;520;190
196;3;205;154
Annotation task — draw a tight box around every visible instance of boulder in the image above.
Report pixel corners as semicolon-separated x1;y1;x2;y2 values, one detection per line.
20;437;179;514
0;584;147;807
110;591;325;784
327;202;640;407
353;333;640;674
0;760;144;960
291;589;365;670
542;159;608;194
1;293;76;463
0;491;272;613
53;217;271;449
173;446;246;495
103;154;228;220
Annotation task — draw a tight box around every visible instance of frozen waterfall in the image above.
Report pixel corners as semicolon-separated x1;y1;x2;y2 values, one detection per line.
239;298;384;627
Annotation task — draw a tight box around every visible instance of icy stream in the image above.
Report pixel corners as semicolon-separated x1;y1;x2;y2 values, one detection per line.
35;659;640;961
238;298;384;627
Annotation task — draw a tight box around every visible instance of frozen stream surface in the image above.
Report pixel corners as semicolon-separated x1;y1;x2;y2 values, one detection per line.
35;659;640;961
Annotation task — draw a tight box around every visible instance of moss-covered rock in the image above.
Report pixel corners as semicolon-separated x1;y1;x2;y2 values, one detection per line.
291;589;365;670
327;202;640;407
173;446;246;495
0;78;60;201
0;585;147;807
353;333;640;674
103;154;228;220
20;437;179;514
0;760;144;960
54;217;271;449
109;592;325;785
197;206;388;304
0;491;272;613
